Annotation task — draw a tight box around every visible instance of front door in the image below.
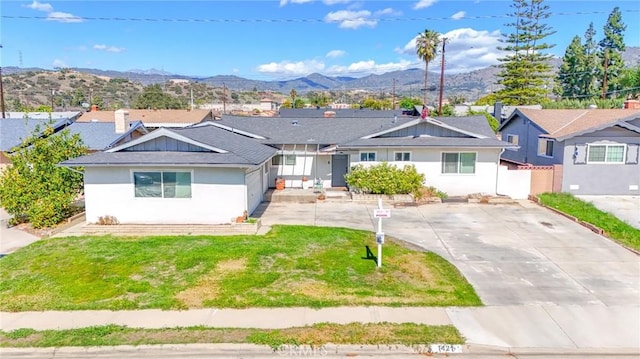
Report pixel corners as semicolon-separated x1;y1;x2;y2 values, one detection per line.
331;154;349;187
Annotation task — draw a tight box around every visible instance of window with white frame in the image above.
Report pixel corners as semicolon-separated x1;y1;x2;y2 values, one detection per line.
587;144;626;163
272;155;296;166
134;171;191;198
537;138;554;157
442;152;476;174
506;134;519;145
360;152;376;161
394;152;411;161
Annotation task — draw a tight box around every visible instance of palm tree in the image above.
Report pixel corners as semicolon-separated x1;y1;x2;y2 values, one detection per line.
415;29;441;106
290;89;297;109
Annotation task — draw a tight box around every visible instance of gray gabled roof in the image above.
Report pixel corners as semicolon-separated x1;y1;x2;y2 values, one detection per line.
214;115;417;145
64;121;148;151
61;124;276;168
0;116;76;151
278;108;410;118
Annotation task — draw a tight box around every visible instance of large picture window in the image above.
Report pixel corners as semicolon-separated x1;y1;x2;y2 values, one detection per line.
442;152;476;174
134;171;191;198
587;144;625;163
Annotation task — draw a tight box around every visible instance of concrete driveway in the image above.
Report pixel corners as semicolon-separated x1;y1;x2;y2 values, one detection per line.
256;200;639;306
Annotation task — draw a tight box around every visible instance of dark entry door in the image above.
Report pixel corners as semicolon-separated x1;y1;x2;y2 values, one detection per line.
331;154;349;187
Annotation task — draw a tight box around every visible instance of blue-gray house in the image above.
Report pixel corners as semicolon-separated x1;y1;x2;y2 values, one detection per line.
498;108;640;195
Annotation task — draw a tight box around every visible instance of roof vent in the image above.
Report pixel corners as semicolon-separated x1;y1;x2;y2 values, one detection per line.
323;111;336;118
291;120;299;126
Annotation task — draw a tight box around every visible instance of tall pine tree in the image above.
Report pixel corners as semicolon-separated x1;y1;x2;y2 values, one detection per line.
556;36;585;98
598;7;627;98
581;23;600;98
496;0;555;105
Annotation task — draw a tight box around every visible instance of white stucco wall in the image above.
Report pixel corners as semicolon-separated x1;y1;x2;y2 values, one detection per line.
496;166;531;199
349;148;502;196
269;149;333;188
84;166;247;224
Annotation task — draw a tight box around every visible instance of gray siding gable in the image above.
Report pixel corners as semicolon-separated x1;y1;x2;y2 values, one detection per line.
379;121;472;138
123;136;212;152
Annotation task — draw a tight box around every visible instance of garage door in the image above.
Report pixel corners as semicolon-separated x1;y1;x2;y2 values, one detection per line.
245;168;263;215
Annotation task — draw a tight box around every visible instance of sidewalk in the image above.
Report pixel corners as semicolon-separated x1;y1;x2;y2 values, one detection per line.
1;305;638;350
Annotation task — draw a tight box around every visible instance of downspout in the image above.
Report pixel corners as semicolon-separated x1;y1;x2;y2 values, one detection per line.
495;148;506;196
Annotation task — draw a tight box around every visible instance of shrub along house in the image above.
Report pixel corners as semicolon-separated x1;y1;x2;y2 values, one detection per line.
498;108;640;195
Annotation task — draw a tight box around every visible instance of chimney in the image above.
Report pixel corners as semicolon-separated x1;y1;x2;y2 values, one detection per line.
624;100;640;109
114;109;130;134
90;104;99;112
493;101;503;123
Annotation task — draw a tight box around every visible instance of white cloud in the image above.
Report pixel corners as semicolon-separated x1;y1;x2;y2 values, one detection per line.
25;1;53;12
93;44;125;53
323;0;351;4
47;11;83;23
256;60;325;76
52;59;67;68
413;0;437;10
279;0;313;6
24;1;83;23
374;8;401;17
451;11;465;20
326;50;346;58
325;59;416;77
398;27;504;73
324;10;377;29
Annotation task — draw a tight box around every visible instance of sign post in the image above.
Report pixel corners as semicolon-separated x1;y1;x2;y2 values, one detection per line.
373;198;391;268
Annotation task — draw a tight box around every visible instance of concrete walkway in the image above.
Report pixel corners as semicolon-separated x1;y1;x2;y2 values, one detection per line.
0;208;40;255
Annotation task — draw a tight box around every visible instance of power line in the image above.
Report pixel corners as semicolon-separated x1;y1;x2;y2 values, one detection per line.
2;10;638;24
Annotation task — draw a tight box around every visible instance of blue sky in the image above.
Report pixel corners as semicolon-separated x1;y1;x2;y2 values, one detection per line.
1;0;639;80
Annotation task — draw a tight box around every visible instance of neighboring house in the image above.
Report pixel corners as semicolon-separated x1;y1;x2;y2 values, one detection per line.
76;109;214;129
60;125;277;225
0;111;82;167
498;108;640;195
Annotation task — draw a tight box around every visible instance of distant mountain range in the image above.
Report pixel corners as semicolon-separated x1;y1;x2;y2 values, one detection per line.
4;47;639;101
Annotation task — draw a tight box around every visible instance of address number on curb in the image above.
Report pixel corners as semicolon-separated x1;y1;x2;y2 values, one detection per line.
429;344;463;353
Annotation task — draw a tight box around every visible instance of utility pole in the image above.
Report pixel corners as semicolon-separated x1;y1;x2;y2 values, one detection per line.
438;38;448;116
601;49;609;99
51;89;55;111
0;44;5;118
222;82;226;114
392;78;396;110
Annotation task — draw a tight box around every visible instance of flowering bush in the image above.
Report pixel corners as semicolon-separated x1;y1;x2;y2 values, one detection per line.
345;162;425;195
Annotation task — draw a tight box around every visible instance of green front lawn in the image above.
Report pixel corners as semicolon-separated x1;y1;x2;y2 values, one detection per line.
538;193;640;251
0;323;464;348
0;225;481;311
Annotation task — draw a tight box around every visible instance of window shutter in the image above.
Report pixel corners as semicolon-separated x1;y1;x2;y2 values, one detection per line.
573;144;587;164
626;144;639;164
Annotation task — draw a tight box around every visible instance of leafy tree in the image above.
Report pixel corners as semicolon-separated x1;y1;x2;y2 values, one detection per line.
133;84;184;109
0;124;87;228
362;98;392;110
556;36;586;98
619;66;640;99
416;29;441;106
496;0;555;105
399;97;422;109
598;7;627;97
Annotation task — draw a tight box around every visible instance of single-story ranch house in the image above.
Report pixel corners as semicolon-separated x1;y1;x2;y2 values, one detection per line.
62;111;515;224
